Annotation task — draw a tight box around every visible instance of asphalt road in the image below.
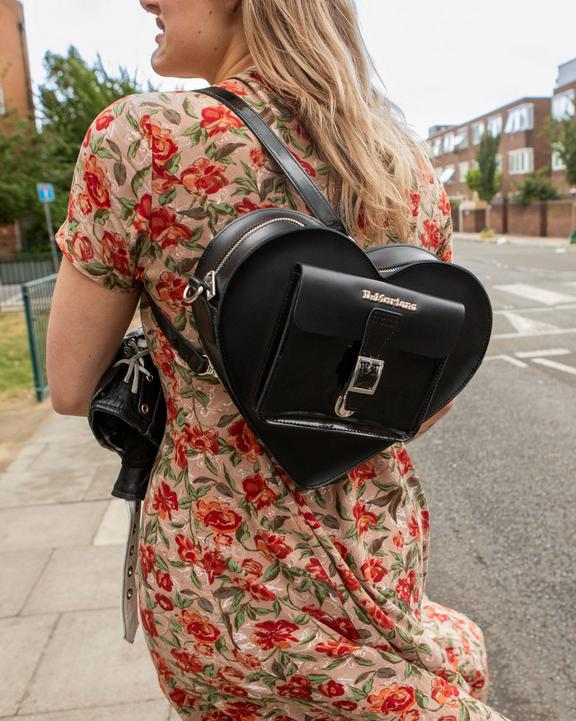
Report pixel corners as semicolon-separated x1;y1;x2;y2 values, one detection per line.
408;239;576;721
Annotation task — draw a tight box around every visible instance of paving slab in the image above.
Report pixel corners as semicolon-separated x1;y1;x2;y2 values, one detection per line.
83;460;121;501
22;545;125;616
93;499;131;546
0;466;97;508
0;501;109;551
0;613;59;716
20;608;164;715
0;548;52;617
0;699;171;721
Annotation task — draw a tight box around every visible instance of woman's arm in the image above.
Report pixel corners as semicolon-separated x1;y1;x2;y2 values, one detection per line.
46;257;141;416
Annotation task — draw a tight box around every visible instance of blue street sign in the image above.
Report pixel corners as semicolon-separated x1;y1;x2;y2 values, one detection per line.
36;183;56;203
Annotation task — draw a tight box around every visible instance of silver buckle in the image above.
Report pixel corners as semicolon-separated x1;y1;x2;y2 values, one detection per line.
335;355;384;417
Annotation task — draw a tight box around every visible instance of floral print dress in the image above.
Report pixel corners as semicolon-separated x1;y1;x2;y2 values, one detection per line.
56;66;509;721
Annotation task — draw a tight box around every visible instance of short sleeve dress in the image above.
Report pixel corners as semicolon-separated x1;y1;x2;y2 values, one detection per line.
55;66;509;721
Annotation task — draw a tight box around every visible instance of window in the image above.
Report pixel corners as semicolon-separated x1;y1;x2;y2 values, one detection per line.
505;104;534;133
552;90;575;120
551;143;567;171
439;165;455;184
458;161;470;182
0;84;6;116
496;154;503;172
432;137;442;157
487;114;502;136
508;148;534;175
453;127;469;150
472;121;485;144
443;133;456;154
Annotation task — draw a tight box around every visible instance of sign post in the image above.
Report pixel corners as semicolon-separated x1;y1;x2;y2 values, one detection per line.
36;183;59;272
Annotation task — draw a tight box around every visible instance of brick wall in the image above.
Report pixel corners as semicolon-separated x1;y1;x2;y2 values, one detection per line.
0;0;34;121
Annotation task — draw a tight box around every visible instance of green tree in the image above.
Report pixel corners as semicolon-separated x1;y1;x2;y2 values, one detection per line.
516;170;560;205
545;111;576;187
0;46;153;251
465;130;502;231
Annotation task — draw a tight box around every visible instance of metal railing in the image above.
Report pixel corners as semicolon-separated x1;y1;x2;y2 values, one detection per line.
22;274;57;402
0;254;57;312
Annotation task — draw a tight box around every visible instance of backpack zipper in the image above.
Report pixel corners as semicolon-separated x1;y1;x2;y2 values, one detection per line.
203;216;306;300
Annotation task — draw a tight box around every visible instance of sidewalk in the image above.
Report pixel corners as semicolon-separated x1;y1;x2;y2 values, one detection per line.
454;230;574;248
0;405;175;720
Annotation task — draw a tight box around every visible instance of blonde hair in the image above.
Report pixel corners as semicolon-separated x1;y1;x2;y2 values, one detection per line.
242;0;434;247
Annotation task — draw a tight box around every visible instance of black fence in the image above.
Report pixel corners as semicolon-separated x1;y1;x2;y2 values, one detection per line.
0;254;57;311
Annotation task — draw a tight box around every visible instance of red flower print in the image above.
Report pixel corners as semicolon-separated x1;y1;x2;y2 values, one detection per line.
290;150;316;177
408;513;421;539
215;80;248;96
242;472;277;509
83;154;111;208
156;568;173;592
393;444;415;475
300;509;321;530
305;558;331;583
421;510;430;535
410;191;421;217
318;679;345;698
241;558;263;577
149;207;193;249
339;566;361;592
353;500;378;534
77;193;92;216
180;609;221;643
330;536;349;559
431;676;460;706
169;687;197;709
278;674;313;699
172;425;190;469
95;111;116;131
463;669;486;696
333;700;359;711
254;530;293;560
155;270;188;306
171;648;203;674
234;197;275;214
249;147;266;168
223;700;259;720
438;190;451;217
175;534;201;564
367;684;416;714
150;649;172;679
139;544;156;577
101;231;132;276
253;620;300;650
82;126;92;149
71;233;94;262
152;160;181;194
227;419;264;462
181;157;229;196
361;556;388;583
396;569;416;604
141;608;159;637
358;595;395;630
232;575;276;602
200;105;244;136
438;716;458;721
403;711;422;721
348;460;376;487
152;481;179;520
155;593;174;611
232;648;263;670
196;499;242;534
393;531;405;548
315;638;360;658
420;218;441;252
202;546;228;583
187;424;220;454
140;114;178;162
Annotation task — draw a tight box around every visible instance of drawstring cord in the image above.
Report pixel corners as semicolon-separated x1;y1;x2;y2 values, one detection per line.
112;339;153;394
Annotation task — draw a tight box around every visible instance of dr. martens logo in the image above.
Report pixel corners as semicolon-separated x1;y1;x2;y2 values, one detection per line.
361;289;417;311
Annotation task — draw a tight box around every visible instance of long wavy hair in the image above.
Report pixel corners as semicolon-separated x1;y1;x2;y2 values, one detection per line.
242;0;434;247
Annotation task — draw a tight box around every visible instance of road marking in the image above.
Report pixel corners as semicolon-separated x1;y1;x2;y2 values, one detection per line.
493;283;576;306
494;303;576;315
493;328;576;339
501;312;560;335
531;358;576;376
515;348;570;358
485;354;528;368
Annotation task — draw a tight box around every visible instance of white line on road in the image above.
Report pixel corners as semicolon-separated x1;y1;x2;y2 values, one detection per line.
515;348;570;358
493;283;576;306
493;328;576;339
501;312;560;335
531;358;576;376
484;354;528;367
494;303;576;315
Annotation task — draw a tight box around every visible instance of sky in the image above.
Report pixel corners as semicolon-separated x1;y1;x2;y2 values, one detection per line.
21;0;576;142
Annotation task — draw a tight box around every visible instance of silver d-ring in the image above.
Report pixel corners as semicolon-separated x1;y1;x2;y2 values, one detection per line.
182;283;204;305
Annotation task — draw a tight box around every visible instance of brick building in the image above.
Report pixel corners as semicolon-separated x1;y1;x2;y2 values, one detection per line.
0;0;34;255
0;0;33;120
428;58;576;204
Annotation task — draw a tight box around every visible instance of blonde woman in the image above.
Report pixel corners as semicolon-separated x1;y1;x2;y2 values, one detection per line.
47;1;509;719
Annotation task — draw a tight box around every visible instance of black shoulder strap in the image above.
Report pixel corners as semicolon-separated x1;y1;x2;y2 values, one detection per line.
195;85;347;235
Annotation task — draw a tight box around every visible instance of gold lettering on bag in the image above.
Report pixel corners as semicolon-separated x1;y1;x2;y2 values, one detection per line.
361;289;418;311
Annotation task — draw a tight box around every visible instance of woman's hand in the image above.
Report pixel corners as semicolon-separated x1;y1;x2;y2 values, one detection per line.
407;399;456;442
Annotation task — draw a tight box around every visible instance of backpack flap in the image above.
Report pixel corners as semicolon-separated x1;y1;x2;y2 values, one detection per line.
255;263;465;437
